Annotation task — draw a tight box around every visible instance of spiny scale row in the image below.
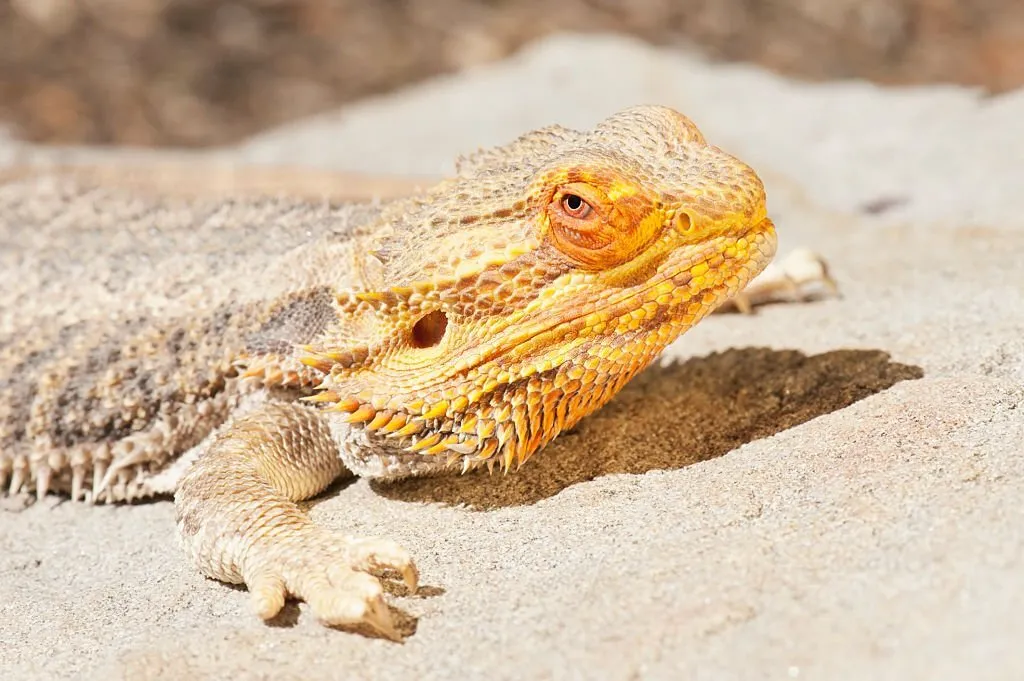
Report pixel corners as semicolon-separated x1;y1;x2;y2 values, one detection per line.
317;391;534;471
0;391;236;503
0;446;153;503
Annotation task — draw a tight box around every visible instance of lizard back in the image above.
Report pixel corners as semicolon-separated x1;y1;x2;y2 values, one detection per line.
0;176;382;500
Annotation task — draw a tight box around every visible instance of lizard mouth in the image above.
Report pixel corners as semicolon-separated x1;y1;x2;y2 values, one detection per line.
455;217;777;377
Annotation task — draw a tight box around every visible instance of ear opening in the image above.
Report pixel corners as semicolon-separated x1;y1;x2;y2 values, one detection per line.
411;310;449;348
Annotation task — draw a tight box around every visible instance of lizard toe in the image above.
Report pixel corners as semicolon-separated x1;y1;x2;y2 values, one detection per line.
247;569;288;621
346;536;419;593
307;570;391;627
239;527;412;637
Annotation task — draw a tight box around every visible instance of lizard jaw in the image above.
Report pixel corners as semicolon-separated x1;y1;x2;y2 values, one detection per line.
459;215;778;379
324;216;777;476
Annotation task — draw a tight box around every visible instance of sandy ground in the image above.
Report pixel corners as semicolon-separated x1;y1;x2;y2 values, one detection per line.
2;33;1023;680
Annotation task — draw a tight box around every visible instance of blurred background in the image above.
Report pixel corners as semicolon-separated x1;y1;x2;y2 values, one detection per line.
1;0;1021;149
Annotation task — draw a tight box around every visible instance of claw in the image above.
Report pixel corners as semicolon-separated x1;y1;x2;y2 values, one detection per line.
402;563;419;594
362;595;401;642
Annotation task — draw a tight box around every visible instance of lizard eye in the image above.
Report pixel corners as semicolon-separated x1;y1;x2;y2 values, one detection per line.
545;179;660;270
560;193;593;219
411;310;448;348
547;183;620;267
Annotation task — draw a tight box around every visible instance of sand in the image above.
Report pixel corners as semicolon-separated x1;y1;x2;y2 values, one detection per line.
1;33;1022;681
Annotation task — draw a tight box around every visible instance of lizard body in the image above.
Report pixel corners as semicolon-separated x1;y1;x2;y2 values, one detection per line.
0;106;830;637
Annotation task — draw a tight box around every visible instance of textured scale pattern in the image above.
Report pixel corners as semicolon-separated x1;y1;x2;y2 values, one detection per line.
302;107;777;477
0;106;831;636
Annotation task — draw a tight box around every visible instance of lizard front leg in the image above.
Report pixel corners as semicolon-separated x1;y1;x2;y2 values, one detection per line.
174;402;417;637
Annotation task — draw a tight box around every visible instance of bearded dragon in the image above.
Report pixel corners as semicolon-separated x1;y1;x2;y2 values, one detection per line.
0;106;833;638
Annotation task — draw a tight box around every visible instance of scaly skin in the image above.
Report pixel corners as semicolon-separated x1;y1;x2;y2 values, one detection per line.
0;106;831;637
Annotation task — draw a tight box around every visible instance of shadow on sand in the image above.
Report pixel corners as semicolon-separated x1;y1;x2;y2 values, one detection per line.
372;347;923;510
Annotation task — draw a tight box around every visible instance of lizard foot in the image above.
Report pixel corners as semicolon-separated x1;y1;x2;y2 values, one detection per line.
243;529;418;638
722;248;838;313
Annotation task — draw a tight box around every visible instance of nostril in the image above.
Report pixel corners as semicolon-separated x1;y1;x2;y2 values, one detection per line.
411;310;448;348
675;211;693;233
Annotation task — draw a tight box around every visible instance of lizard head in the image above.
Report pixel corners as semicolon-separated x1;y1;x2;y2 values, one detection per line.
303;105;776;476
